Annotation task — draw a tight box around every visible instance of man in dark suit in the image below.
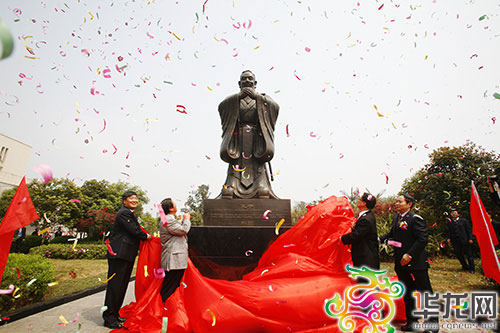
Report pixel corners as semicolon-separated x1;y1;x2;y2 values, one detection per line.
447;210;474;273
380;194;438;333
102;191;151;329
341;192;380;270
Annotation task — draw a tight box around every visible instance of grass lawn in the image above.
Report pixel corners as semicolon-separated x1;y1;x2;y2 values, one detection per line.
44;259;137;300
381;257;498;293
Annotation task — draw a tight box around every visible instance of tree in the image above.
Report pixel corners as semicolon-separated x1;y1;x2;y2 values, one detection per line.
401;142;500;250
139;212;159;235
182;184;210;225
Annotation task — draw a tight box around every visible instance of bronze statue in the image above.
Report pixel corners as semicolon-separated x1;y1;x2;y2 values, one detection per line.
217;70;279;199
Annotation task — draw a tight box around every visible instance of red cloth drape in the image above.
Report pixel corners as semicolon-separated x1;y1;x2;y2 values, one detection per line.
116;196;404;332
470;182;500;283
0;177;39;284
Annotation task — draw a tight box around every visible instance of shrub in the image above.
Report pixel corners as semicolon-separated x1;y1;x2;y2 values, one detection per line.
0;253;54;312
29;243;107;260
49;236;73;244
11;235;43;254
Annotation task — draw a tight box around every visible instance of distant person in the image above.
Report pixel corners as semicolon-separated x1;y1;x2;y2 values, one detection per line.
341;193;380;270
102;191;151;329
159;198;191;303
487;172;500;207
447;210;474;273
380;194;438;332
31;227;40;236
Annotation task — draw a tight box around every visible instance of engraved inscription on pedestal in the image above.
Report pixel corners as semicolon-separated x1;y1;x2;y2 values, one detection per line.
203;199;292;226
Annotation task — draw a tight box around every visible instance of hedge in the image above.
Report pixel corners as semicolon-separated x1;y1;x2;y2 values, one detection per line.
0;253;54;312
29;244;108;260
10;235;43;254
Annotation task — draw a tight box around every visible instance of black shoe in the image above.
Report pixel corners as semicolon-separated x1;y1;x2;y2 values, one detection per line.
104;321;123;329
118;317;126;323
400;324;416;331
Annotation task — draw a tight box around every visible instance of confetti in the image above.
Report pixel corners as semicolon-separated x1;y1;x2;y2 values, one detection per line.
493;93;500;99
112;144;118;155
260;269;269;276
440;241;446;248
70;199;81;204
144;265;149;277
275;219;285;235
26;278;37;287
13;267;20;278
245;250;253;256
286;124;290;137
32;164;53;183
263;209;272;219
58;315;69;326
232;165;246;172
309;132;317;138
176;105;187;114
154;268;165;279
429;222;437;228
0;285;15;294
206;309;216;327
293;70;301;80
48;282;58;287
443;190;451;198
97;119;106;134
182;282;187;288
102;69;111;78
99;273;116;283
100;306;108;314
69;271;77;279
162;317;168;333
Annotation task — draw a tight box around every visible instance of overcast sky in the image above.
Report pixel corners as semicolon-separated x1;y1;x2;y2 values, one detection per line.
0;0;499;214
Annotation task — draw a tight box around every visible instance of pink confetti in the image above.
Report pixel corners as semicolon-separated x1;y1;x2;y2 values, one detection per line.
478;66;484;70
245;250;253;256
36;83;44;94
305;47;311;53
131;136;135;142
102;69;111;78
69;199;81;204
81;49;90;56
286;124;290;137
59;51;66;57
242;19;252;29
382;172;389;184
0;285;15;295
146;32;155;39
492;117;496;124
309;132;317;138
98;119;106;134
293;70;302;80
378;4;384;10
263;210;272;219
153;268;165;279
18;197;27;205
32;164;53;183
202;0;208;15
90;81;99;95
176;105;187;114
470;54;478;59
126;152;130;159
112;144;118;155
339;153;344;159
233;22;241;29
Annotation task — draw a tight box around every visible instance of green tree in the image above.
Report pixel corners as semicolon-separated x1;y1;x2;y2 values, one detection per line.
401;142;500;250
291;201;309;224
182;184;210;225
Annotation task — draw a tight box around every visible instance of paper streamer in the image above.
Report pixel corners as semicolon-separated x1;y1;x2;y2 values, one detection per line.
32;164;53;183
105;239;117;256
275;218;285;235
0;285;15;294
154;268;165;279
388;240;402;248
162;317;168;333
263;210;272;220
26;278;37;287
0;21;14;59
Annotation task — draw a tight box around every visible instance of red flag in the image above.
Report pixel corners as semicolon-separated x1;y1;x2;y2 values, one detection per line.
470;181;500;284
0;177;39;284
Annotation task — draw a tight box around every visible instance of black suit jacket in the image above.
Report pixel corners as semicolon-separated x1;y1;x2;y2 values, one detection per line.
108;206;148;262
380;211;429;270
447;217;472;245
341;210;380;270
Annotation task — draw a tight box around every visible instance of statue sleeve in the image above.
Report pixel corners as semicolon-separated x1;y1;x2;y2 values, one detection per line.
219;94;240;163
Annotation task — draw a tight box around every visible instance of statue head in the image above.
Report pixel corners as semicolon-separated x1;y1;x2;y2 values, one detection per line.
238;70;257;90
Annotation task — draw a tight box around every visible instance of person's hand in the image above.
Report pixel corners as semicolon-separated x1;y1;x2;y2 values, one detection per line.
400;253;412;266
183;213;191;220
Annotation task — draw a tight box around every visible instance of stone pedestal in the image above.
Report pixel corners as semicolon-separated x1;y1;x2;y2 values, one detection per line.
203;198;292;226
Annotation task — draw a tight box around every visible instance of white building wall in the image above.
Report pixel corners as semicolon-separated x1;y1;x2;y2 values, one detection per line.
0;133;32;194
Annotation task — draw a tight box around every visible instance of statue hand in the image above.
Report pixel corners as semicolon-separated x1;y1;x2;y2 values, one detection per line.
240;87;257;99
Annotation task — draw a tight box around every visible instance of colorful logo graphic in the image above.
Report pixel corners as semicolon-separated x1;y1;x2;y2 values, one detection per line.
324;265;404;333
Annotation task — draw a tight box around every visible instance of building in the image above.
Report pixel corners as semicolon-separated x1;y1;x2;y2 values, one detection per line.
0;133;32;195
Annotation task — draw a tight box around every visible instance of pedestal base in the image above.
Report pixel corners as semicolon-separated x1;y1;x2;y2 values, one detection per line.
203;198;292;226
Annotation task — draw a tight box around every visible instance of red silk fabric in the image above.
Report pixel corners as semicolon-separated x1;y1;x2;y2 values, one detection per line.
117;196;404;332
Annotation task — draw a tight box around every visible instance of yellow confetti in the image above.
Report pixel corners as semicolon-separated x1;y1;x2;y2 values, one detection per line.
24;56;40;59
206;309;216;326
254;46;260;50
207;86;213;91
171;32;181;40
275;219;285;235
59;315;69;326
392;122;397;129
48;282;59;287
260;269;269;276
38;227;50;236
88;11;94;20
99;273;116;283
232;166;246;172
144;265;149;277
373;105;378;110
